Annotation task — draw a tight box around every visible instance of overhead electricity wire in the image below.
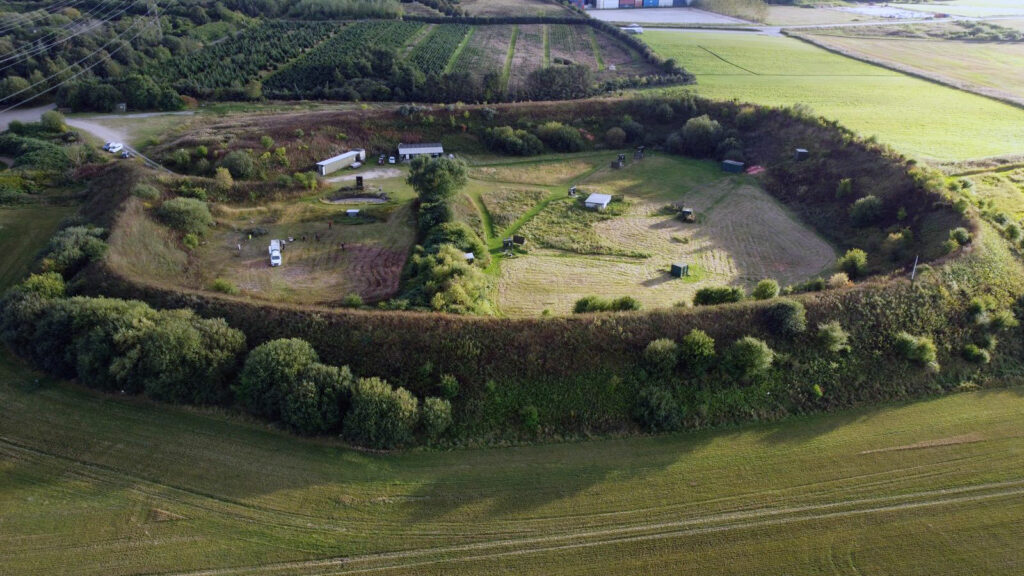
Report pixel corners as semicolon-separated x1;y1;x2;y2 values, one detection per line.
0;0;139;69
0;16;153;112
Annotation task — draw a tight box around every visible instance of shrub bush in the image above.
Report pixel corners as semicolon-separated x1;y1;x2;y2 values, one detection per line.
673;114;723;158
894;332;938;368
643;338;678;375
158;197;214;236
752;279;779;300
693;286;744;306
764;299;807;337
535;121;585;153
962;344;990;364
724;336;774;380
211;278;239;295
236;338;320;421
817;321;849;353
949;227;972;245
421;396;453;440
634;386;680;432
131;184;160;200
837;248;868;278
604;126;626;147
219;149;256;179
21;272;65;299
850;195;883;227
281;363;353;436
988;309;1019;331
438;373;459;399
520;404;541;434
44;226;107;274
573;295;641;313
679;329;715;372
827;272;851;289
342;377;419;449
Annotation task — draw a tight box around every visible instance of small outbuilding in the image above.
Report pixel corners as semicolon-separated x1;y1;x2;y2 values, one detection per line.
670;263;690;278
721;160;745;173
316;149;366;176
346;209;360;217
464;252;475;263
584;193;612;211
794;148;809;161
398;142;444;161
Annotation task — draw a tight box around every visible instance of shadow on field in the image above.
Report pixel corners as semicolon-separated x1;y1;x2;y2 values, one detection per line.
401;433;710;523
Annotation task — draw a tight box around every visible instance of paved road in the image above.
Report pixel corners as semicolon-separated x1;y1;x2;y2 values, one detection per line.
0;103;56;132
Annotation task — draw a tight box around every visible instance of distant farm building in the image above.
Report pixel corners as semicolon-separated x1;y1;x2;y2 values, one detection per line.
721;160;745;173
794;148;809;161
398;142;444;161
593;0;693;8
316;149;366;176
584;193;612;211
670;263;690;278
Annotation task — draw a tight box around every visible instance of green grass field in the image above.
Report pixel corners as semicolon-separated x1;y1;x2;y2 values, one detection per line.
797;32;1024;106
2;350;1022;574
644;31;1024;162
0;205;74;290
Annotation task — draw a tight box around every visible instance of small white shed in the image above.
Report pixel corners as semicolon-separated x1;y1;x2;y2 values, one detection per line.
398;142;444;161
316;149;366;176
346;209;360;217
584;193;612;211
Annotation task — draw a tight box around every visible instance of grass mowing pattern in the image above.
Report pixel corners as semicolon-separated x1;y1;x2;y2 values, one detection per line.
644;30;1024;161
542;24;551;68
588;26;605;70
501;25;519;93
444;26;476;75
1;348;1022;575
409;24;473;75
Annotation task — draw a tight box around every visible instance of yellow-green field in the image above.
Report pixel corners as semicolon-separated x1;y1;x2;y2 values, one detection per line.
644;30;1024;162
474;154;834;316
796;32;1024;106
2;351;1022;575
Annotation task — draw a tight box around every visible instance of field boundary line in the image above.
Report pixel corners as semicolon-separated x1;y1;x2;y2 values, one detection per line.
399;23;433;59
697;45;759;75
159;479;1024;576
444;26;475;75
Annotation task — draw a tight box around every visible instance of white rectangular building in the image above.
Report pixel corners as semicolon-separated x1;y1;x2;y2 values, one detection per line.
398;142;444;161
584;193;612;211
316;149;366;176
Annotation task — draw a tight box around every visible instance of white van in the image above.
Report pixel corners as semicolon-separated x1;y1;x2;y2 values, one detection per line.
108;143;124;154
269;239;282;267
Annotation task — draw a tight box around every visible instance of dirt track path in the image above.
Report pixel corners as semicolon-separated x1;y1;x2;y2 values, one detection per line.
65;112;194;173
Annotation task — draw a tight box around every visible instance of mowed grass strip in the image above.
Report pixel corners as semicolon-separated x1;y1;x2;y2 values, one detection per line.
0;205;75;290
643;30;1024;161
1;350;1022;575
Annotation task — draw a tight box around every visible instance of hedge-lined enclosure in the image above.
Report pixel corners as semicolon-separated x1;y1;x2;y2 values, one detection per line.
0;97;998;444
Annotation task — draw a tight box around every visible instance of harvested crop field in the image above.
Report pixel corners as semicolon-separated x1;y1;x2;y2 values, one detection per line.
494;155;835;315
460;0;577;17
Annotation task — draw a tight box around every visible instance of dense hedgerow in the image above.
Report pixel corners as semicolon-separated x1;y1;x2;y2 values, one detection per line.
693;286;744;306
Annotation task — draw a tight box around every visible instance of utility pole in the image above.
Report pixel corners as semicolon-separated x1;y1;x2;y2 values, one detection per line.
910;254;919;285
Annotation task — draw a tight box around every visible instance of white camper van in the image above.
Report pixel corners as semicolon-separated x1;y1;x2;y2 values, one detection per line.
269;239;282;267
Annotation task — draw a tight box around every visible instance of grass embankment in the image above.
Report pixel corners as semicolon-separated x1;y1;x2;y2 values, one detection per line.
643;31;1024;162
1;350;1022;575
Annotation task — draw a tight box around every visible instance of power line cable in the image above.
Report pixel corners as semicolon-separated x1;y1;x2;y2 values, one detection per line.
0;0;139;69
0;16;151;109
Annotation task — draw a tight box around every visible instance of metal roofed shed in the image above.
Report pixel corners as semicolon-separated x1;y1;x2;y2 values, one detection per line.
584;193;612;211
721;160;745;173
398;142;444;160
464;252;475;263
794;148;809;161
316;149;366;176
346;209;360;217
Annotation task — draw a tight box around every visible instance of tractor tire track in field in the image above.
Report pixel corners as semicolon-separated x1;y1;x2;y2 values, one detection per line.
160;480;1024;576
698;45;759;75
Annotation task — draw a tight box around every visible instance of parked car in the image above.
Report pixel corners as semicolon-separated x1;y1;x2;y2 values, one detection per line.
378;154;385;165
388;156;396;164
350;161;362;169
121;150;133;159
102;142;113;151
108;143;124;154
